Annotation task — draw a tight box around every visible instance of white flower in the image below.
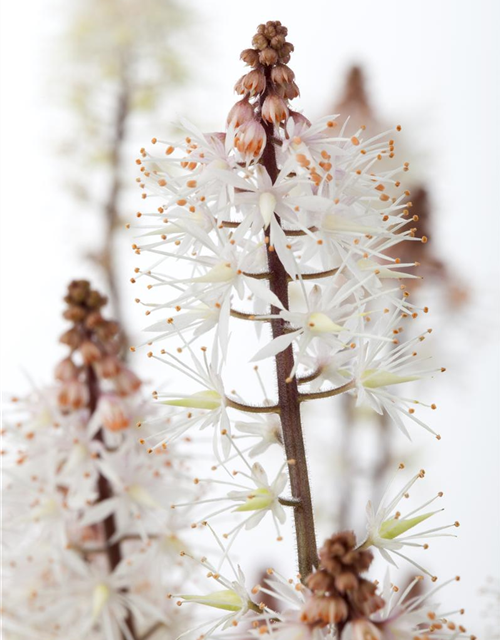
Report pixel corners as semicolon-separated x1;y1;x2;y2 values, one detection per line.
173;458;288;544
361;466;459;578
342;571;470;640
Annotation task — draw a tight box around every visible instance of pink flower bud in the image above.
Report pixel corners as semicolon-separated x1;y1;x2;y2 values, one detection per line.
262;94;289;124
240;69;266;96
240;48;260;67
114;368;142;396
259;47;278;66
55;357;79;382
227;99;254;129
285;81;300;100
58;379;89;410
271;64;295;85
290;110;311;130
97;395;130;432
94;355;121;379
80;340;102;365
234;119;267;161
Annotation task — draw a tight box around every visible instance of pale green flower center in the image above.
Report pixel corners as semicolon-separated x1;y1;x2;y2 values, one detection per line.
361;369;419;389
92;584;110;619
181;589;243;612
379;512;434;540
307;312;343;334
236;487;274;512
163;390;222;410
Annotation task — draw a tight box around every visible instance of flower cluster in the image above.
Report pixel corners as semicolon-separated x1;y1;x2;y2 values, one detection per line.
2;281;194;639
123;18;473;640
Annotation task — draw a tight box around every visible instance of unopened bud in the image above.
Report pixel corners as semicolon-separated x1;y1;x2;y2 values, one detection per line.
301;594;348;626
60;327;82;350
97;395;130;432
259;47;278;66
114;368;142;396
94;355;121;379
234;119;267;161
252;33;269;51
240;48;260;67
262;94;289;124
290;110;311;130
227;99;254;129
80;340;102;365
58;379;89;411
55;357;79;382
271;64;295;85
241;70;266;96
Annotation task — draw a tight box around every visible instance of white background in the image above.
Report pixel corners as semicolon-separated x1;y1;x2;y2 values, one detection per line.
1;0;499;631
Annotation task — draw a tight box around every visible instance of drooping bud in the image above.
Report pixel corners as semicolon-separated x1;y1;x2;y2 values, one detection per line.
114;367;142;396
234;119;267;161
300;593;349;626
305;531;384;631
227;98;254;129
58;379;90;410
240;48;260;67
96;395;130;432
241;69;266;96
93;355;121;379
271;64;295;85
259;47;278;66
262;94;288;124
80;340;102;365
55;357;79;382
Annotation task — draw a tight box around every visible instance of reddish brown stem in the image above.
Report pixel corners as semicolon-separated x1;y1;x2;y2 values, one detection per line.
86;364;137;639
259;100;318;577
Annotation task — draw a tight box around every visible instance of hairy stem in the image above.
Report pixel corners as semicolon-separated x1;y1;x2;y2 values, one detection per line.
86;364;137;639
260;115;318;578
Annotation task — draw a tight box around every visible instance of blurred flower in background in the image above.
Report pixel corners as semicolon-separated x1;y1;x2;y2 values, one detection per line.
57;0;191;343
2;281;195;638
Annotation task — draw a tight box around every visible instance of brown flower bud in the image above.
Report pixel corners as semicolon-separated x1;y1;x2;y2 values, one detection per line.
270;35;284;49
63;305;87;323
94;355;121;379
349;579;385;617
285;81;300;100
306;568;336;594
335;572;359;593
300;594;349;626
97;395;130;432
114;368;142;396
240;48;260;67
85;311;104;329
86;289;107;310
259;47;278;66
234;119;267;161
58;379;89;410
279;42;295;59
271;64;295;85
242;69;266;95
80;340;102;365
66;280;90;304
95;320;120;342
60;327;82;350
55;357;79;382
290;110;312;129
252;33;269;51
262;94;289;125
227;98;254;128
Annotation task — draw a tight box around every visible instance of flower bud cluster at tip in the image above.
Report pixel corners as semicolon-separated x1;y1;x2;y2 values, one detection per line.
56;280;141;426
302;531;384;627
229;21;303;160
